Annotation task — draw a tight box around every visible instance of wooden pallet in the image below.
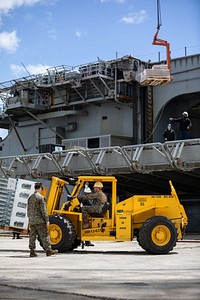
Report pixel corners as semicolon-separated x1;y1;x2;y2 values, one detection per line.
0;226;28;234
140;76;171;86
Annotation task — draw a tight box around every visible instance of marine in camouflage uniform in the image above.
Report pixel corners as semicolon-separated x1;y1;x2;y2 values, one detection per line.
27;182;57;257
78;181;107;229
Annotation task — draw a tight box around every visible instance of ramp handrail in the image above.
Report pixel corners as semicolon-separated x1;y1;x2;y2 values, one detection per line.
0;139;200;178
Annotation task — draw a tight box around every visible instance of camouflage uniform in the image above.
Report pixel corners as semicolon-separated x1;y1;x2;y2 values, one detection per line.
78;190;107;225
27;192;52;252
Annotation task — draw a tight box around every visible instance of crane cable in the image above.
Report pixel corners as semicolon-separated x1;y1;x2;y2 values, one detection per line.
157;0;162;30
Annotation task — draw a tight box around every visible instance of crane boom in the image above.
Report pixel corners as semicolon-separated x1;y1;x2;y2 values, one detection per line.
152;0;171;70
153;30;171;70
139;0;172;86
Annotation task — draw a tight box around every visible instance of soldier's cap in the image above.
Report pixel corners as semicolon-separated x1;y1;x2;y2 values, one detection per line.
35;182;43;190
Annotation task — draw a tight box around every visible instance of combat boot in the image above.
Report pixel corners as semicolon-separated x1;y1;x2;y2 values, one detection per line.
85;241;94;246
16;233;22;239
46;249;58;256
30;250;37;257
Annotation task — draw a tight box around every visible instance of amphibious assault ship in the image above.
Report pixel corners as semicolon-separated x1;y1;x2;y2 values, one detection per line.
0;53;200;234
0;54;168;230
0;55;168;158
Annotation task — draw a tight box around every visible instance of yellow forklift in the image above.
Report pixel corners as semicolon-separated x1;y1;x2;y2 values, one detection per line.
47;176;188;254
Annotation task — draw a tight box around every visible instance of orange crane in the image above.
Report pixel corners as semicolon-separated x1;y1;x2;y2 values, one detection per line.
139;0;172;86
152;0;171;70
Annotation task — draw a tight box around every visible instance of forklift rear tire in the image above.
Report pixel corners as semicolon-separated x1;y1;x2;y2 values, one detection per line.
49;215;76;252
138;216;177;254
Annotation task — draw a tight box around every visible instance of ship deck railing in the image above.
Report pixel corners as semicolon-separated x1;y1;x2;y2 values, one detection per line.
0;139;200;178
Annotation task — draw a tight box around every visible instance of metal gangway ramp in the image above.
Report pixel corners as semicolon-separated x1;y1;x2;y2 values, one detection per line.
0;139;200;179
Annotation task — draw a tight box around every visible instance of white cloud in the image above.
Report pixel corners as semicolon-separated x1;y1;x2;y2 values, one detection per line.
0;0;58;16
0;31;20;53
121;10;148;24
10;63;52;76
75;29;87;38
48;28;57;40
0;1;57;53
0;0;43;15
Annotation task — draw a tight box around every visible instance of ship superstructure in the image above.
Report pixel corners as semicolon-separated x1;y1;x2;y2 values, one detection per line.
0;55;154;156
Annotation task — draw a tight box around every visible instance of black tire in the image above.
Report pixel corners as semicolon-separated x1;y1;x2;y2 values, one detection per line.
49;215;76;252
138;216;177;254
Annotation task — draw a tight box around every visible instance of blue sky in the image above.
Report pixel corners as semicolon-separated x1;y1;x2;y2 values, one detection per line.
0;0;199;83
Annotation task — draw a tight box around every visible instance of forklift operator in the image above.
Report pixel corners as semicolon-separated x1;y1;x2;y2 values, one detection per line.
78;181;107;229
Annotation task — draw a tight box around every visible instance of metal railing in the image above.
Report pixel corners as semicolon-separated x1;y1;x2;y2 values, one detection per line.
0;139;200;178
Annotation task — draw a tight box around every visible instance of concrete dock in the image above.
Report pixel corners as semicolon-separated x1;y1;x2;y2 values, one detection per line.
0;234;200;300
